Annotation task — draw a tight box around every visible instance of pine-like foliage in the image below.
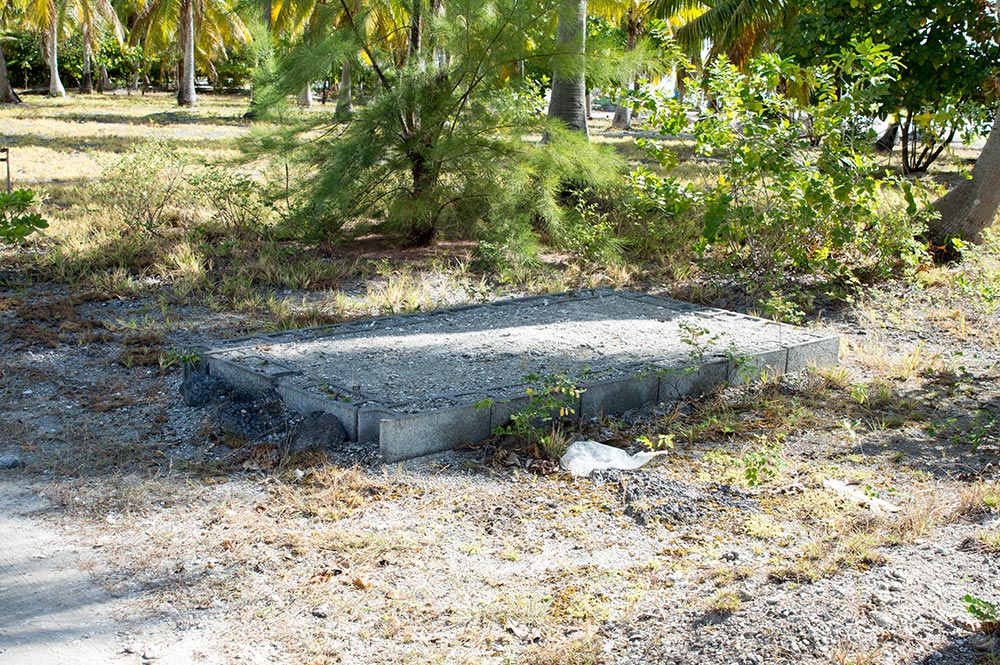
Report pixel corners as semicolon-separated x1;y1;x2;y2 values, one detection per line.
250;0;621;246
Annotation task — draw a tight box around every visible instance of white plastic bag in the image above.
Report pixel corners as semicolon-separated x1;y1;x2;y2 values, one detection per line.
560;440;668;477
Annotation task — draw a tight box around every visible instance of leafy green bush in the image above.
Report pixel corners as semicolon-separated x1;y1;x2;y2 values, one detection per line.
492;372;586;460
0;189;47;243
634;41;934;287
187;166;271;237
251;0;622;248
964;594;998;622
2;30;46;88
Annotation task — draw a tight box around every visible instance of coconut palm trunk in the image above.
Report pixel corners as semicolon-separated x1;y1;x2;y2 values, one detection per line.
80;25;94;93
297;83;313;106
928;111;1000;245
611;14;639;130
98;63;113;91
547;0;588;136
48;7;66;97
335;58;352;118
177;0;196;106
0;42;21;104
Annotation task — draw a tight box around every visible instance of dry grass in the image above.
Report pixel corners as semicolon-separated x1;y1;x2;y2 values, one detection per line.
956;481;1000;518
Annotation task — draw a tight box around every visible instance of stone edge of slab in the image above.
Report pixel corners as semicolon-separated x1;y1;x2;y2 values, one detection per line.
200;292;841;462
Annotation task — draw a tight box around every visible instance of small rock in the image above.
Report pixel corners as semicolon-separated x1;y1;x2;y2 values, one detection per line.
210;389;289;442
180;372;230;407
970;633;996;653
888;582;904;592
287;411;347;455
311;604;331;619
0;454;23;470
870;611;893;629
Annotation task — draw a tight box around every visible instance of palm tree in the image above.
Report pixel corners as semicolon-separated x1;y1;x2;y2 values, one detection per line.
24;0;68;95
0;40;22;103
652;0;787;68
0;3;25;102
68;0;123;93
177;0;194;103
548;0;589;135
130;0;249;106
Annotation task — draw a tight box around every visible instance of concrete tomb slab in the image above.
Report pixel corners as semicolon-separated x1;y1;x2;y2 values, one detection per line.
203;290;839;462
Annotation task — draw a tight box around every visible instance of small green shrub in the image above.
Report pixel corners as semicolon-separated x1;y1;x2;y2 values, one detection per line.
560;198;625;264
496;372;586;460
742;434;785;487
964;594;998;622
0;189;47;243
94;142;188;237
187;166;272;237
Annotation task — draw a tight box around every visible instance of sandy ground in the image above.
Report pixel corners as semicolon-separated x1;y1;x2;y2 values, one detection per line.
0;481;128;664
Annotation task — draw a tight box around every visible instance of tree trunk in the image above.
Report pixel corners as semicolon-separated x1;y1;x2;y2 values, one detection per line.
874;122;898;153
298;83;313;107
611;14;638;130
99;64;113;92
177;0;196;107
80;27;94;94
611;102;630;129
0;42;22;104
928;111;1000;245
406;0;423;69
48;12;66;97
335;59;352;119
431;0;446;69
547;0;588;136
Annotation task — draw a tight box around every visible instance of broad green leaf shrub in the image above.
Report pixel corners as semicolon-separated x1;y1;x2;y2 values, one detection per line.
0;189;47;243
633;42;935;289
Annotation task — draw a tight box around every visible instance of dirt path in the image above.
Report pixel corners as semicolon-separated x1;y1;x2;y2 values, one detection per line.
0;480;129;664
0;480;231;665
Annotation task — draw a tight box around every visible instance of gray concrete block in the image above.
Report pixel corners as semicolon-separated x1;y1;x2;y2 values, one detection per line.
200;291;841;462
727;348;789;385
786;336;841;372
658;359;730;401
380;404;493;462
277;380;360;441
580;372;659;418
358;407;397;443
207;354;300;393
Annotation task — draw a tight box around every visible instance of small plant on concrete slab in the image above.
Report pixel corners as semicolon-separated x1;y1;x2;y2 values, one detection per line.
678;321;719;362
499;372;585;460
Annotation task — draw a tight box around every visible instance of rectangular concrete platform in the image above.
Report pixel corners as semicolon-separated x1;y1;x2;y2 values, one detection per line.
203;290;839;462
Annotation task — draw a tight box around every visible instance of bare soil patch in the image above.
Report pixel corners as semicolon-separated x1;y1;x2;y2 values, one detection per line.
1;272;998;664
